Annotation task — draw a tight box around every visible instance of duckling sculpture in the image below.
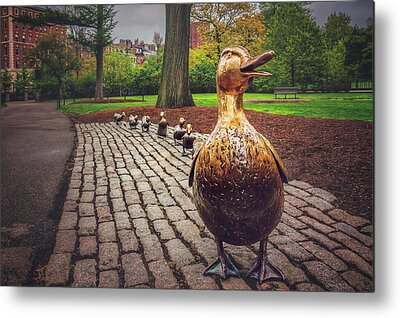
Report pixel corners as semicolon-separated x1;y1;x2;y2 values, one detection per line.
182;124;196;157
114;112;126;125
141;115;151;132
128;114;139;129
173;117;187;145
189;46;288;283
157;111;168;137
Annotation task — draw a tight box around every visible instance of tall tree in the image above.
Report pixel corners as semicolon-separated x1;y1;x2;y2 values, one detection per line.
27;34;81;106
156;4;194;108
152;32;163;53
344;24;373;84
324;12;352;49
324;40;350;91
231;13;266;55
15;64;33;101
152;31;164;63
322;12;353;91
261;2;325;89
1;69;13;102
16;5;117;101
359;18;373;81
191;3;257;63
189;49;216;93
104;50;135;97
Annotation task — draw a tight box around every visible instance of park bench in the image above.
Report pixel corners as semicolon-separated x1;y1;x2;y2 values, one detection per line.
274;87;298;99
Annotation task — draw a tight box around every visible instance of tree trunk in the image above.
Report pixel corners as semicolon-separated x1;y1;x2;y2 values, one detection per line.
59;81;63;100
58;79;64;107
156;4;194;108
95;46;104;100
291;60;295;87
215;29;221;59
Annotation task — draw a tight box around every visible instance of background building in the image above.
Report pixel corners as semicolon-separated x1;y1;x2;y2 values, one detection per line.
190;22;205;49
115;37;157;65
1;6;67;80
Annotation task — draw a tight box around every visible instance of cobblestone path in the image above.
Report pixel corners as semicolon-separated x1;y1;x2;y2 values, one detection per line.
45;122;373;292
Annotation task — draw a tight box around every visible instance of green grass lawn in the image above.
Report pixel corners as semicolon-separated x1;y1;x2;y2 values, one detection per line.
60;92;373;121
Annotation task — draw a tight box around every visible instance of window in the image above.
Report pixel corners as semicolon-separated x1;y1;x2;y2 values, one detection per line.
4;45;7;55
3;21;7;29
2;8;7;15
15;35;18;41
15;46;19;55
15;23;18;29
44;27;47;33
14;8;19;15
22;10;26;16
29;36;32;43
15;60;19;68
29;12;32;18
22;35;25;42
40;27;42;33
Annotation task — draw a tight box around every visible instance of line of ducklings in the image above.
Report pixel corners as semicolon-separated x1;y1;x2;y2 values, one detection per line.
113;111;196;157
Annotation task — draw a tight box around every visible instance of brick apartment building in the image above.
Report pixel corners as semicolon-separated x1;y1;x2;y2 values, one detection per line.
1;6;67;80
190;22;206;49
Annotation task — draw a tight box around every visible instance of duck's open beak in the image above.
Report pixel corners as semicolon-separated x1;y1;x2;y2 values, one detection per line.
240;50;275;77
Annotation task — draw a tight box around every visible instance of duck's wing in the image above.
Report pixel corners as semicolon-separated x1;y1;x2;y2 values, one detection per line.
258;133;288;183
188;140;204;187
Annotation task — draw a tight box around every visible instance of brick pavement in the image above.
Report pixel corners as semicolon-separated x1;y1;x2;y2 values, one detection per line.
45;122;374;292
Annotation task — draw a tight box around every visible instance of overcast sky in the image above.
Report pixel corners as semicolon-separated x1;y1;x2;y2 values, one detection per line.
112;4;165;43
112;1;373;44
309;0;373;26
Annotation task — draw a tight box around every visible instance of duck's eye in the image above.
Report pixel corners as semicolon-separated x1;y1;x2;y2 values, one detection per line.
226;52;232;59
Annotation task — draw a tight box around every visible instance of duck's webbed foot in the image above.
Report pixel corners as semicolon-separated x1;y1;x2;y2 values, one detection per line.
204;239;240;279
182;146;187;156
246;239;283;283
204;254;240;279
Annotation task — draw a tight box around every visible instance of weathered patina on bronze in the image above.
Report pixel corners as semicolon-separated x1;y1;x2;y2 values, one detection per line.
157;111;168;137
128;114;139;129
113;111;126;125
189;46;288;283
173;117;187;145
182;124;196;157
141;115;151;132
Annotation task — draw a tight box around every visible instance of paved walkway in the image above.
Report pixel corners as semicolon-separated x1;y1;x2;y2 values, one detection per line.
45;122;373;291
1;101;75;285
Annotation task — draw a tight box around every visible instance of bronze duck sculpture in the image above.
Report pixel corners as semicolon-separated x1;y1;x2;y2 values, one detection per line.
182;124;196;157
157;111;168;137
173;117;187;145
114;111;126;125
141;115;151;132
128;114;139;129
189;46;288;283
